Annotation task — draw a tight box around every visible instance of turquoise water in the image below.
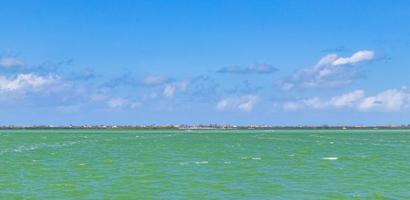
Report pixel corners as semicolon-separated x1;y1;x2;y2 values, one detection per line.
1;129;410;199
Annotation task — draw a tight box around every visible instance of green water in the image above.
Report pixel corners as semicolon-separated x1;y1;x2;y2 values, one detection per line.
1;129;410;199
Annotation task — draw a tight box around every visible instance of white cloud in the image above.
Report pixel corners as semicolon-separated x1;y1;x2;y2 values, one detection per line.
329;90;365;108
0;73;61;92
0;57;24;68
217;95;258;112
283;88;410;112
357;88;410;112
163;85;176;98
332;50;375;66
282;50;375;89
316;54;338;66
163;80;189;98
238;99;256;112
143;75;169;85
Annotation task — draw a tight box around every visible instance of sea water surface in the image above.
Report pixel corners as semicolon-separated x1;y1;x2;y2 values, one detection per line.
0;129;409;199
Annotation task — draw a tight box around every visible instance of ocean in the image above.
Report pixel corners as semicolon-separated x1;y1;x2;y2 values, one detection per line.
0;129;409;199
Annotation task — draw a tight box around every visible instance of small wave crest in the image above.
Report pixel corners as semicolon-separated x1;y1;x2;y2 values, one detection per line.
322;157;338;160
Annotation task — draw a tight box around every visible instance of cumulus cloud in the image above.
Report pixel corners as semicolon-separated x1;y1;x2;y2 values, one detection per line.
0;73;61;93
218;63;278;74
329;90;365;108
0;57;24;68
163;80;189;98
216;95;259;112
163;85;176;98
0;55;108;108
282;50;375;90
357;88;410;112
283;88;410;112
332;50;375;66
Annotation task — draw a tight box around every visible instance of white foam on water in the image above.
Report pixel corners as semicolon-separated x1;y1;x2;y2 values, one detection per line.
179;162;189;165
241;156;262;160
322;157;338;160
195;161;208;164
329;142;335;144
224;161;231;164
0;138;106;155
13;144;43;153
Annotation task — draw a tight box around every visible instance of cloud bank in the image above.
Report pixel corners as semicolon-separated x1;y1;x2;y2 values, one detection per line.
282;50;375;90
284;87;410;112
0;73;61;93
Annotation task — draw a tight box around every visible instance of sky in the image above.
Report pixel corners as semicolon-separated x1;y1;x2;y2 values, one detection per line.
1;0;410;126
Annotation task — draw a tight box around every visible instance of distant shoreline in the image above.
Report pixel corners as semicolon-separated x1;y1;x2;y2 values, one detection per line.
0;125;409;130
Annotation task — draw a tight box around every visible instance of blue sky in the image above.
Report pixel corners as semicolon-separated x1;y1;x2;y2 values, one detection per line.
1;0;410;125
